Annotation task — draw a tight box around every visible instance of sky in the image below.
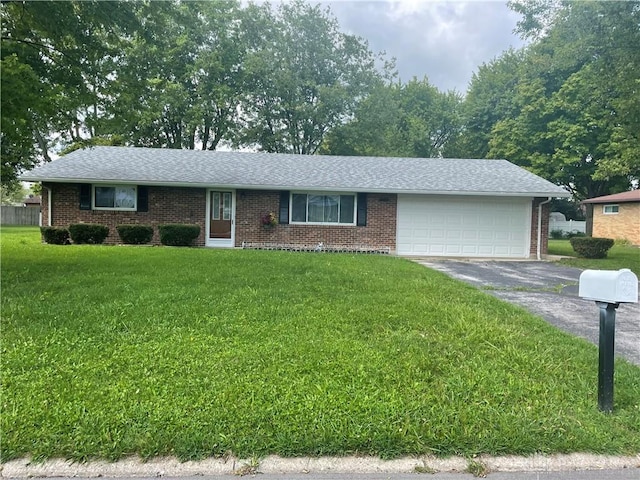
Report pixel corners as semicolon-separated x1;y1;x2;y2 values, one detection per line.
322;0;527;93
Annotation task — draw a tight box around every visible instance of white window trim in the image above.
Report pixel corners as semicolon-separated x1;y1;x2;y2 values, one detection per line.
93;184;137;211
603;204;619;215
289;192;357;226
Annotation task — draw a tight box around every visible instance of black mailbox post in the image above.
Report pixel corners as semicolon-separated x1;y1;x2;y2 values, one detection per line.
578;269;638;413
595;301;618;412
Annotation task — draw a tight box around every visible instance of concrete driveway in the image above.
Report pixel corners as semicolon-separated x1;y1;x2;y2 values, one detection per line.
414;260;640;366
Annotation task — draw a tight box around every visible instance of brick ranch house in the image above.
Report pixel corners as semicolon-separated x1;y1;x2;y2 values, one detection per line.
21;146;569;258
582;190;640;246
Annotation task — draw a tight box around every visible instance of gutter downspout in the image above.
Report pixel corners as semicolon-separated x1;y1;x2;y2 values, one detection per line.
48;187;52;227
537;197;552;260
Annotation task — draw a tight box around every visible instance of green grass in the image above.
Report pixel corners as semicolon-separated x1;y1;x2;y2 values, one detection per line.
2;227;640;462
549;239;640;275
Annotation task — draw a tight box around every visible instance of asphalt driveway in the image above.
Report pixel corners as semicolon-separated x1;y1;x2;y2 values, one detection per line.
414;260;640;366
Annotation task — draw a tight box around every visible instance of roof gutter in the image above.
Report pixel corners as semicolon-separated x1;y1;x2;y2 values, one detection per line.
537;197;552;260
20;177;570;198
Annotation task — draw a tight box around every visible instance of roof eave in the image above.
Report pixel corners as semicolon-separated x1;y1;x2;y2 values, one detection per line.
582;199;640;204
25;176;570;198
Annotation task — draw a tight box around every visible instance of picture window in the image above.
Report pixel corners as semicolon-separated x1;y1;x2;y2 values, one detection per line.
94;185;137;211
290;193;356;225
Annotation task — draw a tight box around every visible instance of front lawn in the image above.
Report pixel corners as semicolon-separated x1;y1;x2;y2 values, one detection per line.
2;227;640;462
549;239;640;275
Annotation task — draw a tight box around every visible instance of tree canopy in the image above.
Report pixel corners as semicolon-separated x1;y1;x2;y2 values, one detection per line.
458;0;639;198
1;0;138;184
1;0;386;184
2;0;638;200
321;78;461;158
106;1;244;151
238;1;388;154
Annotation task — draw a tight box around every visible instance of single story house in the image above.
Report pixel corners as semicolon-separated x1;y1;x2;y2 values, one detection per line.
21;146;569;258
23;194;42;208
582;190;640;245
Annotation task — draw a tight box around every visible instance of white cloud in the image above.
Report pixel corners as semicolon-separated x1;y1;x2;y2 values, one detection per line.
241;0;526;92
324;1;527;92
386;0;437;19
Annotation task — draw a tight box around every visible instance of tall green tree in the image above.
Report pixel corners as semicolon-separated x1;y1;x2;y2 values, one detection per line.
443;49;524;159
107;1;244;150
238;1;388;154
0;1;137;185
322;78;461;158
0;53;44;185
0;182;29;206
488;0;639;199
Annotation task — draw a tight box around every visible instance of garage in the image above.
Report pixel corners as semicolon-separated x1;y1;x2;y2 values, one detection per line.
396;195;531;257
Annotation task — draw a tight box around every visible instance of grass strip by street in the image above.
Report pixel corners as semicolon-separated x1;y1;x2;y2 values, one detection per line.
548;239;640;275
2;227;640;462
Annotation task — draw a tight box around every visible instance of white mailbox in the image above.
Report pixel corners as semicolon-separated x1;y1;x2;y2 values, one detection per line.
578;268;638;304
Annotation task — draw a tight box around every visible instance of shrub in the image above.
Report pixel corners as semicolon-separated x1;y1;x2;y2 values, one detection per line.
158;224;201;246
40;227;70;245
570;237;614;259
116;224;154;245
565;231;586;239
550;229;564;240
69;224;110;244
614;238;631;246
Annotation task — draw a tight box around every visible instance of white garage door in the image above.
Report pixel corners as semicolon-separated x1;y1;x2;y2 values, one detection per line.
397;195;531;257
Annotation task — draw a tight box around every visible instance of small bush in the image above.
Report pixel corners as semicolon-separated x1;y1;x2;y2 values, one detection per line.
40;227;70;245
565;231;586;239
116;224;154;245
550;229;564;240
570;237;614;259
69;224;110;244
158;224;201;246
614;238;631;246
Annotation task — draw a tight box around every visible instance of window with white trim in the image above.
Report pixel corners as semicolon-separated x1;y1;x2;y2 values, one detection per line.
603;204;619;214
94;185;137;211
290;193;356;225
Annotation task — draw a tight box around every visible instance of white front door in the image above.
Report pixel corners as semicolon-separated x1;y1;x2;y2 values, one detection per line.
206;190;235;247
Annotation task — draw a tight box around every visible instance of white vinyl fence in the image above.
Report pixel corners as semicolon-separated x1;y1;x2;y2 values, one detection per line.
549;218;586;236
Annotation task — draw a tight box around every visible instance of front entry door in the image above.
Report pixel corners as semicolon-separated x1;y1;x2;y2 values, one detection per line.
209;191;233;244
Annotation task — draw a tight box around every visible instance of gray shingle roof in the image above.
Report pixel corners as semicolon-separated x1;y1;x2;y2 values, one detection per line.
21;146;569;197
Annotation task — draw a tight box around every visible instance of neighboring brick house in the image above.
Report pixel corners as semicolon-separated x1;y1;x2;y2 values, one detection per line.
582;190;640;246
22;146;568;258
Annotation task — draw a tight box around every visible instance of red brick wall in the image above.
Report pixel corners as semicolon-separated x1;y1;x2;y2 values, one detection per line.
42;184;396;250
41;185;49;227
42;183;546;256
530;197;551;256
235;190;397;251
43;183;207;246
